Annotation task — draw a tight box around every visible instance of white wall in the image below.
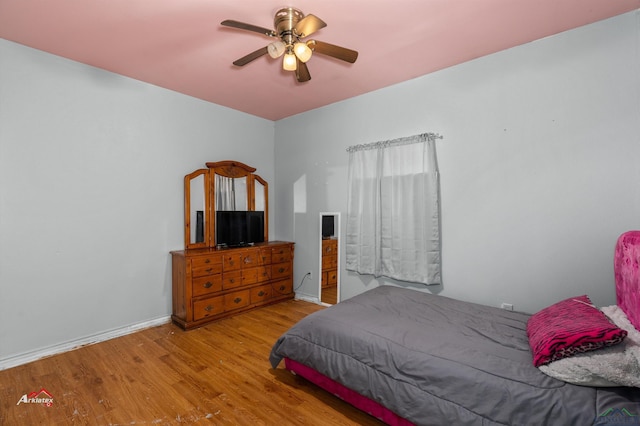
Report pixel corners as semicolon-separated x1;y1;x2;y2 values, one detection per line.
274;11;640;313
0;39;275;364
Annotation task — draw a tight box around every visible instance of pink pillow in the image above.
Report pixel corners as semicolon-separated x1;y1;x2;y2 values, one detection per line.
527;295;627;367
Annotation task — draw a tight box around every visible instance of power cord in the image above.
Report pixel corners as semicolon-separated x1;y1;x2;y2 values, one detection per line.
294;272;312;291
271;271;311;294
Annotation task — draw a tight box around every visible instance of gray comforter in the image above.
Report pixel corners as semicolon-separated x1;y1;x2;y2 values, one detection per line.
270;286;640;425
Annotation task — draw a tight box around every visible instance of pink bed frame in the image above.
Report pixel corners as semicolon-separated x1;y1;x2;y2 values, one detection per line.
283;231;640;425
284;358;414;426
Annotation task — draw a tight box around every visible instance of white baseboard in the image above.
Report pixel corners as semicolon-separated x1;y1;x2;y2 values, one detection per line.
295;294;321;304
0;315;171;371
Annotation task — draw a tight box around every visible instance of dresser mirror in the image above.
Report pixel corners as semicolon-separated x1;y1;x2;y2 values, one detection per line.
319;212;340;305
215;175;247;210
184;169;209;249
183;161;268;250
254;177;266;211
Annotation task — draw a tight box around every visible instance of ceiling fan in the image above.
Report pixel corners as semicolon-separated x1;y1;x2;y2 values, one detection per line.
221;7;358;83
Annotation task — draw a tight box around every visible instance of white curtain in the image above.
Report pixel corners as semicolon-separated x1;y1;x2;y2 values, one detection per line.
346;133;442;285
216;175;235;211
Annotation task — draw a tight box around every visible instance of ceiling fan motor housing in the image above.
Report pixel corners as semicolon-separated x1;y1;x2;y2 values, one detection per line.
274;7;304;33
274;7;304;43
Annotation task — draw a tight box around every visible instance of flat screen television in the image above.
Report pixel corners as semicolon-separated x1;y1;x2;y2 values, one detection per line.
322;215;335;238
216;210;264;247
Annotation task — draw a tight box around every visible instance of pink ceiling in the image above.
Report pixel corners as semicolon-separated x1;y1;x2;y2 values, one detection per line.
1;1;638;121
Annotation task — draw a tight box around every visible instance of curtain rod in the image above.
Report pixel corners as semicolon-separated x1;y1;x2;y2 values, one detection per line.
346;132;443;153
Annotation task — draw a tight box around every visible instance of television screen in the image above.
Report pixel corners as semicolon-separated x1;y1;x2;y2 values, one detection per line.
322;215;335;238
216;210;264;247
195;210;204;243
246;211;265;244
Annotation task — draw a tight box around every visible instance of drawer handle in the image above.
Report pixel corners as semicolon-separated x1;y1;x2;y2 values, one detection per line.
204;305;214;312
278;267;285;273
244;256;252;264
203;281;213;289
258;291;265;297
205;259;211;264
278;286;285;291
229;278;235;283
205;268;214;273
233;297;242;304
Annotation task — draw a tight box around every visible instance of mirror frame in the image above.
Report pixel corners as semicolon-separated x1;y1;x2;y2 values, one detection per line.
253;175;269;227
184;161;268;250
319;212;340;305
184;169;210;250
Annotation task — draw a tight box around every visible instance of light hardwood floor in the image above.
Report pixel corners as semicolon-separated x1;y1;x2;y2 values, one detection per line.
0;300;384;425
320;284;338;305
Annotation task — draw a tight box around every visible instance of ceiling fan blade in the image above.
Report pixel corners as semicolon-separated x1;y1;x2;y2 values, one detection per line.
221;20;276;38
308;40;358;63
295;59;311;83
294;14;327;38
232;46;269;66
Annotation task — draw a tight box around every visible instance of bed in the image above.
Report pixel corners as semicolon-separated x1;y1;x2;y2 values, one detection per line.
269;231;640;425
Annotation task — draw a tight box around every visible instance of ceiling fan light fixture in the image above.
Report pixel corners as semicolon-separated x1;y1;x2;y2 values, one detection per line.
267;41;286;59
293;42;312;63
222;8;358;82
283;52;297;71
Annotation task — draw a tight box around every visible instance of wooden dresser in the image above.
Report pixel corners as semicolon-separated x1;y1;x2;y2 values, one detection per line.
171;241;294;330
321;238;338;289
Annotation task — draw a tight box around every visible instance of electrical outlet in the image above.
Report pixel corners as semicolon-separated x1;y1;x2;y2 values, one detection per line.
500;303;514;311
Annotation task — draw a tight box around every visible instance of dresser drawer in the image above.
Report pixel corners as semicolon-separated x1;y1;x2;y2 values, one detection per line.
321;271;329;288
242;266;270;285
271;262;292;280
322;239;337;255
222;270;242;290
223;252;243;271
271;246;292;263
272;279;293;296
242;249;271;266
257;249;272;265
322;254;337;270
192;275;223;297
251;284;272;303
224;290;250;311
193;295;224;321
327;269;337;285
191;255;223;277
